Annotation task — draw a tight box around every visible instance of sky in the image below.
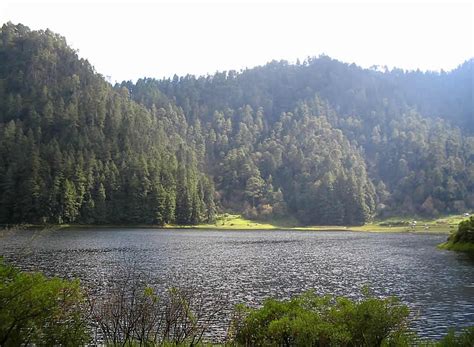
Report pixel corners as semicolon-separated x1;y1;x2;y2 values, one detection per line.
0;0;472;82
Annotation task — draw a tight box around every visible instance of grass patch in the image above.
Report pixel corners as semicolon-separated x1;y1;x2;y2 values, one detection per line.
184;214;278;230
282;214;465;233
354;214;467;233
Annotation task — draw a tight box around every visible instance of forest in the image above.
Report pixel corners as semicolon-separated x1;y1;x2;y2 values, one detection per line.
0;23;473;226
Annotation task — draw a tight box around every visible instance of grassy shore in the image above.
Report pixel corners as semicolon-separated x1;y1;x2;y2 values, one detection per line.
171;213;468;233
4;213;467;233
438;240;474;253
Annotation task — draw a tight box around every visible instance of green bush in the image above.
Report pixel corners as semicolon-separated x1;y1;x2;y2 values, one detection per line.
229;290;412;346
451;217;474;244
436;327;474;347
0;258;89;346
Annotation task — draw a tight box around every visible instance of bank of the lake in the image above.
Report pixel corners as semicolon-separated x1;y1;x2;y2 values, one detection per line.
5;213;466;233
437;217;474;254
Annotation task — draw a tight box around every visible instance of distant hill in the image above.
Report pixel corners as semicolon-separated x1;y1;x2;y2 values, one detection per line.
1;23;473;225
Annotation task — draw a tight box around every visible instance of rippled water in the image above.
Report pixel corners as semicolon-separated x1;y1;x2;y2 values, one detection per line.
1;229;473;340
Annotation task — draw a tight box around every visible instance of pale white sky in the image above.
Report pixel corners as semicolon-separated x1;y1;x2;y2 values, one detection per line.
0;0;472;82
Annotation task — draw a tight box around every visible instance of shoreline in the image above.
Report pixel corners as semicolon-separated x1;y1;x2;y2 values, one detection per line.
2;213;466;234
2;222;454;234
1;213;468;234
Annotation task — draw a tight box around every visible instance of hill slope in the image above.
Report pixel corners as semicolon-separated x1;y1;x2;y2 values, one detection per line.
123;57;474;221
1;23;473;225
0;23;216;225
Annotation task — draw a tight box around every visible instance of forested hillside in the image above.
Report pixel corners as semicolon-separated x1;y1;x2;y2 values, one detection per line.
0;23;216;225
0;23;472;226
124;58;473;222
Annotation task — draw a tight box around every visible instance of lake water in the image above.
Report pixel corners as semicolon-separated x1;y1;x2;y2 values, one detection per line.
1;228;473;341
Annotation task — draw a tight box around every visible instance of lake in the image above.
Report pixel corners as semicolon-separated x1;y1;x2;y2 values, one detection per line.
1;228;473;341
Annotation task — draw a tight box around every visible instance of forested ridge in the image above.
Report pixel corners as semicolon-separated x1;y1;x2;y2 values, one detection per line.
0;23;473;225
0;23;216;225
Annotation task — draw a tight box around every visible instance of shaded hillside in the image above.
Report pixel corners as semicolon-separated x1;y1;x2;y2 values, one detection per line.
0;23;216;225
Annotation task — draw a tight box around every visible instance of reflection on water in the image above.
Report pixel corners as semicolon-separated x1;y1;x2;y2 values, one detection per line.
1;229;473;340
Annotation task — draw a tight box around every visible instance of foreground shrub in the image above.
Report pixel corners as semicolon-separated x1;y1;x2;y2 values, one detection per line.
436;326;474;347
90;277;223;346
1;258;472;346
228;290;412;346
0;258;89;346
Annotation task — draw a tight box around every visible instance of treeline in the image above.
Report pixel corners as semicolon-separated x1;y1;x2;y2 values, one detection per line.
0;23;215;225
1;23;473;225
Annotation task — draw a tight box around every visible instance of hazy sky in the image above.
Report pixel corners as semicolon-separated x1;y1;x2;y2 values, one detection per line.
0;0;472;82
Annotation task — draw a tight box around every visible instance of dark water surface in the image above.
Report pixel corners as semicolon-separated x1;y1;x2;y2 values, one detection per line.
1;229;473;340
